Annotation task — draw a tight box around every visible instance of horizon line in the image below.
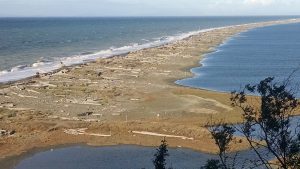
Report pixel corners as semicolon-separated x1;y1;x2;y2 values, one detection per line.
0;15;300;18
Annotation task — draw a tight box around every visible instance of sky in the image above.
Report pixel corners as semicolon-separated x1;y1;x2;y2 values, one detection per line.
0;0;300;17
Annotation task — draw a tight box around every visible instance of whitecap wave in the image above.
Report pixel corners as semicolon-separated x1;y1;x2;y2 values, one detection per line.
10;65;28;72
32;61;46;68
141;39;149;42
0;70;8;75
0;26;228;83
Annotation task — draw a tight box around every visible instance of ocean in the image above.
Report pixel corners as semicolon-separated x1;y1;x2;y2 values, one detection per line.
0;16;295;83
177;22;300;95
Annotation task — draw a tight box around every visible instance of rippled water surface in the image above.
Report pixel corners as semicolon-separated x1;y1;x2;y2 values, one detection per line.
0;16;295;82
177;22;300;96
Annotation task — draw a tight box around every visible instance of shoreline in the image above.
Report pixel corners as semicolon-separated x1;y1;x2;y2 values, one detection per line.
0;143;215;169
0;24;234;84
1;18;300;168
0;143;270;169
0;18;297;85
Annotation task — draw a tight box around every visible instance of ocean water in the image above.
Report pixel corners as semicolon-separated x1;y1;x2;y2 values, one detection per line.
0;16;295;83
14;145;269;169
177;22;300;95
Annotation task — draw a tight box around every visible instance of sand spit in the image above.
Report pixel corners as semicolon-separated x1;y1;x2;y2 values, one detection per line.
1;19;300;166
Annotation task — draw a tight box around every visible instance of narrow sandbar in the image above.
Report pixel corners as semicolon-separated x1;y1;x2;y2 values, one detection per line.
1;19;300;167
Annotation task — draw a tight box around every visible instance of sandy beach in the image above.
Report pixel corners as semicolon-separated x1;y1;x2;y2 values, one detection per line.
1;18;300;167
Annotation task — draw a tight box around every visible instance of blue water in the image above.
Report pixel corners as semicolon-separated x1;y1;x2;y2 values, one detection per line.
234;116;300;138
177;22;300;95
12;117;299;169
0;16;296;83
14;145;269;169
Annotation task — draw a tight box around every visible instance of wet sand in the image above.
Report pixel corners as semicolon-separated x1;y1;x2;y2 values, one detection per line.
1;18;300;168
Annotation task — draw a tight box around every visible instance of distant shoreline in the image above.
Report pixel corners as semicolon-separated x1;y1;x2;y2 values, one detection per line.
0;17;298;84
0;24;243;84
1;18;300;169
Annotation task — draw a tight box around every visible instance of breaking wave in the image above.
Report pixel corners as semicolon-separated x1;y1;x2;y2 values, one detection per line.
0;26;227;83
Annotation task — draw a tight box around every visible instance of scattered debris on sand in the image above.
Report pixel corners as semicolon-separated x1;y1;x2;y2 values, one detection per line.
131;131;194;140
0;129;16;137
64;128;111;137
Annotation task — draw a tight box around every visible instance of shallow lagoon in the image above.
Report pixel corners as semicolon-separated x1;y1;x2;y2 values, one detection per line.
14;145;270;169
12;115;300;169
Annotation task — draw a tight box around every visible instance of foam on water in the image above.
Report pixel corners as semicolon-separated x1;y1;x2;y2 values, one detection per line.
0;26;224;83
1;17;297;84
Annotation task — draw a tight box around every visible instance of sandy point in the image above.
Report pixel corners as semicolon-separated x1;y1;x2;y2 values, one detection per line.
1;18;300;167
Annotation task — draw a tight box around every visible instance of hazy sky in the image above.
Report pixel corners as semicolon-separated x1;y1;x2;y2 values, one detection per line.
0;0;300;17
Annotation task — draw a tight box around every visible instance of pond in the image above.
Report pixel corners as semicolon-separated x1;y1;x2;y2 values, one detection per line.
12;145;270;169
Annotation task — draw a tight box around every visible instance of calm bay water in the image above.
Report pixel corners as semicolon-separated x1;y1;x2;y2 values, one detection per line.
0;16;295;83
14;145;269;169
12;116;299;169
233;116;300;138
177;22;300;95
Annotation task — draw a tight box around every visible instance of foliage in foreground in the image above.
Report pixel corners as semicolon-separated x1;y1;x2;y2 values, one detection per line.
203;77;300;169
151;77;299;169
153;138;171;169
